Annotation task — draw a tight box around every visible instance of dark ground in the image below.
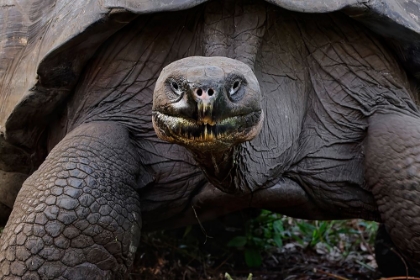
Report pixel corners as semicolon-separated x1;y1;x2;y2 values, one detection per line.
131;239;380;280
130;215;386;280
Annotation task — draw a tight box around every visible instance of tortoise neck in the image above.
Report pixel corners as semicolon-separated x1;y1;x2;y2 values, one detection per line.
191;146;243;194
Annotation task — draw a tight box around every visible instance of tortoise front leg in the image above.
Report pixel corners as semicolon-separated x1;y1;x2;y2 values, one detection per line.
0;122;141;279
366;112;420;274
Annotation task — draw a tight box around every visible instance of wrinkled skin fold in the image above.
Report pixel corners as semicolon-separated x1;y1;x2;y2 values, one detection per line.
2;0;420;278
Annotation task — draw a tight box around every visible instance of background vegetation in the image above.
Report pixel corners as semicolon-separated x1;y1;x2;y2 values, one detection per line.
133;210;380;279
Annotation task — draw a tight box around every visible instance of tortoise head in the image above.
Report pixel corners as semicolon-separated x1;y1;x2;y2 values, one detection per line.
152;56;263;152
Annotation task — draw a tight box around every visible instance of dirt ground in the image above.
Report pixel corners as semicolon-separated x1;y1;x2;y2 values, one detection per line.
131;243;380;280
130;224;381;280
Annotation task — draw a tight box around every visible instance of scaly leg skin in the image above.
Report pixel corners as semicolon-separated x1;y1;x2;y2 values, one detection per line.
0;122;142;279
366;112;420;274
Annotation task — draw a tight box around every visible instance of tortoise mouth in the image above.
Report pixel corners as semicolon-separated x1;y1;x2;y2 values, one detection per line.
152;110;263;146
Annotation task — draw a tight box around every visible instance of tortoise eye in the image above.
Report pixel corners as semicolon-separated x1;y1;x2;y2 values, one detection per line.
168;79;183;96
229;79;242;96
170;80;182;95
165;78;185;101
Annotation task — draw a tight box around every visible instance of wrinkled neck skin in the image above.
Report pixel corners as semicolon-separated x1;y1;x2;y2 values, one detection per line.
189;144;242;194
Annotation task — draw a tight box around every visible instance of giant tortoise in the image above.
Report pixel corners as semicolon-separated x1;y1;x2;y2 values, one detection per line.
2;0;420;278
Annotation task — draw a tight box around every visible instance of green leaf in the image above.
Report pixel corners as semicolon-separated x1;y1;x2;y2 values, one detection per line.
291;235;305;245
182;225;192;238
273;235;283;248
273;220;284;233
251;237;264;247
297;222;315;235
319;221;328;235
227;236;247;248
244;248;262;268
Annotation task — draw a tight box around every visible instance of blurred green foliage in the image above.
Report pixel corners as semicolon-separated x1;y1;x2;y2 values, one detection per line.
226;210;378;268
227;210;285;267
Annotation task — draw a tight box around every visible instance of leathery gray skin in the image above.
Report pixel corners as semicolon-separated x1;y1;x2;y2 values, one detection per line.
2;0;420;278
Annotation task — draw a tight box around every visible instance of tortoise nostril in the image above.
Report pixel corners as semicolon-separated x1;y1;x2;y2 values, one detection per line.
208;89;214;96
197;89;203;96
